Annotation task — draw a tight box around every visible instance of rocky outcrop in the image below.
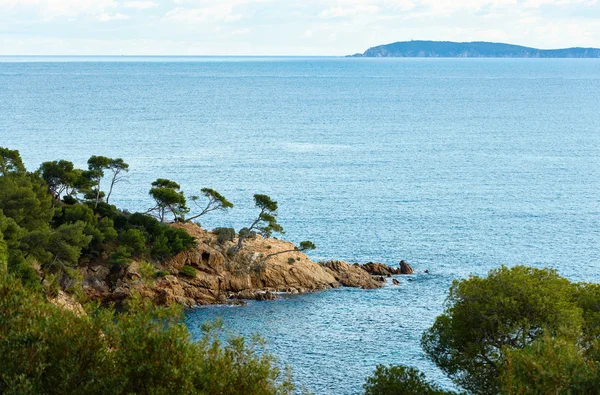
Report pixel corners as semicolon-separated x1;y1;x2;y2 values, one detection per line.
400;260;414;274
320;261;382;289
361;262;401;276
78;224;414;307
80;223;341;307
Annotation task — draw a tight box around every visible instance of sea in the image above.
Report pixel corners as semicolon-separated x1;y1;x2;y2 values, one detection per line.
1;56;599;394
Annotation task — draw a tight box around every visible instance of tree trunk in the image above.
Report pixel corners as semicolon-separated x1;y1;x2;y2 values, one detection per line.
94;180;101;208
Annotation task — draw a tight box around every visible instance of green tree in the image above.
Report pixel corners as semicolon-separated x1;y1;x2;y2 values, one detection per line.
0;228;7;274
147;178;188;223
87;155;111;208
364;365;457;395
236;194;284;251
41;221;92;277
119;228;146;256
0;170;55;233
105;158;129;204
0;147;26;176
38;160;78;202
501;335;599;394
187;188;233;222
421;266;582;395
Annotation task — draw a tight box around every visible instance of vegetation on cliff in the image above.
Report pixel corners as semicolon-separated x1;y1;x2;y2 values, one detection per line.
364;266;600;394
0;146;304;394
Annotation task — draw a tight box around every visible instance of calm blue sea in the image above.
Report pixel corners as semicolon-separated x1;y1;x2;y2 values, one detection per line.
1;57;599;394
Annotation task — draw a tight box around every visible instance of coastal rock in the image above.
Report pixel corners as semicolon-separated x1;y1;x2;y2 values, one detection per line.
79;223;387;307
320;260;382;289
231;289;277;301
400;260;414;275
361;262;402;276
392;279;400;286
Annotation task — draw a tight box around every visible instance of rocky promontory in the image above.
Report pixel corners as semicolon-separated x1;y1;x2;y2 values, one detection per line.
80;223;411;307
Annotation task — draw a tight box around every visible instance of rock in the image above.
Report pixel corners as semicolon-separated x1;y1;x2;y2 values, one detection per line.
424;269;430;274
320;260;383;289
400;260;414;274
77;222;385;308
112;286;130;299
361;262;401;276
392;279;400;286
231;289;277;301
125;261;142;281
49;291;86;316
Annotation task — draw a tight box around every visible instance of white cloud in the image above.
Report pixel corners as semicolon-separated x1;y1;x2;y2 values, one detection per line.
318;5;380;19
164;5;242;23
0;0;599;54
123;1;158;10
1;0;117;19
98;12;130;22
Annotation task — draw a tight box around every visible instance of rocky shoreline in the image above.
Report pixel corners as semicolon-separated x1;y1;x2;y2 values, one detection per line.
79;223;416;307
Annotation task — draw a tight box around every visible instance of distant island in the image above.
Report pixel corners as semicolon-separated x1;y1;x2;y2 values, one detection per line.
349;40;600;58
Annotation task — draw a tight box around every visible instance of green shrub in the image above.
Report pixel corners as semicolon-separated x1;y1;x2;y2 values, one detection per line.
0;273;294;395
287;258;295;265
180;265;196;278
109;246;131;268
154;270;169;278
214;227;235;244
119;228;146;255
239;227;257;239
364;365;456;395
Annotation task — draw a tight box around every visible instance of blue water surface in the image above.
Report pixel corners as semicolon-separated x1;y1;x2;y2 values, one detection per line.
1;57;599;394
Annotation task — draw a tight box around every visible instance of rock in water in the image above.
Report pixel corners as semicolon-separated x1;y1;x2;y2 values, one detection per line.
361;262;401;275
400;260;414;274
392;279;400;286
320;260;383;289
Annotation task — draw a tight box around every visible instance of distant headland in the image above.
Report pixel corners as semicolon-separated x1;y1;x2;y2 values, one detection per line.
348;40;600;58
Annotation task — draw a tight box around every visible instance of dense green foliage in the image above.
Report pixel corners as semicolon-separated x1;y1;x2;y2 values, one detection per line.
363;365;456;395
364;266;600;394
0;147;196;291
0;271;293;395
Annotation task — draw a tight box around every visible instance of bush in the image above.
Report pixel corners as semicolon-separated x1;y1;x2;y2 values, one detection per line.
109;246;131;268
364;365;456;395
239;227;257;239
180;265;196;278
214;227;235;244
154;270;169;278
287;258;295;265
119;228;146;255
0;273;294;395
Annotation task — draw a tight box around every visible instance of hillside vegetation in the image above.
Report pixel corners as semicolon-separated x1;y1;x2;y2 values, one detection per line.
350;40;600;58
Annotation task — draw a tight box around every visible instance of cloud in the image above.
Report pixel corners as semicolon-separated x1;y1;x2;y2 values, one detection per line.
164;5;242;23
98;12;130;22
0;0;599;55
123;1;158;10
0;0;117;19
318;5;380;19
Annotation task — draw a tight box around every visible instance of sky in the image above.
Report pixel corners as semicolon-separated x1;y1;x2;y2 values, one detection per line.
1;0;599;55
